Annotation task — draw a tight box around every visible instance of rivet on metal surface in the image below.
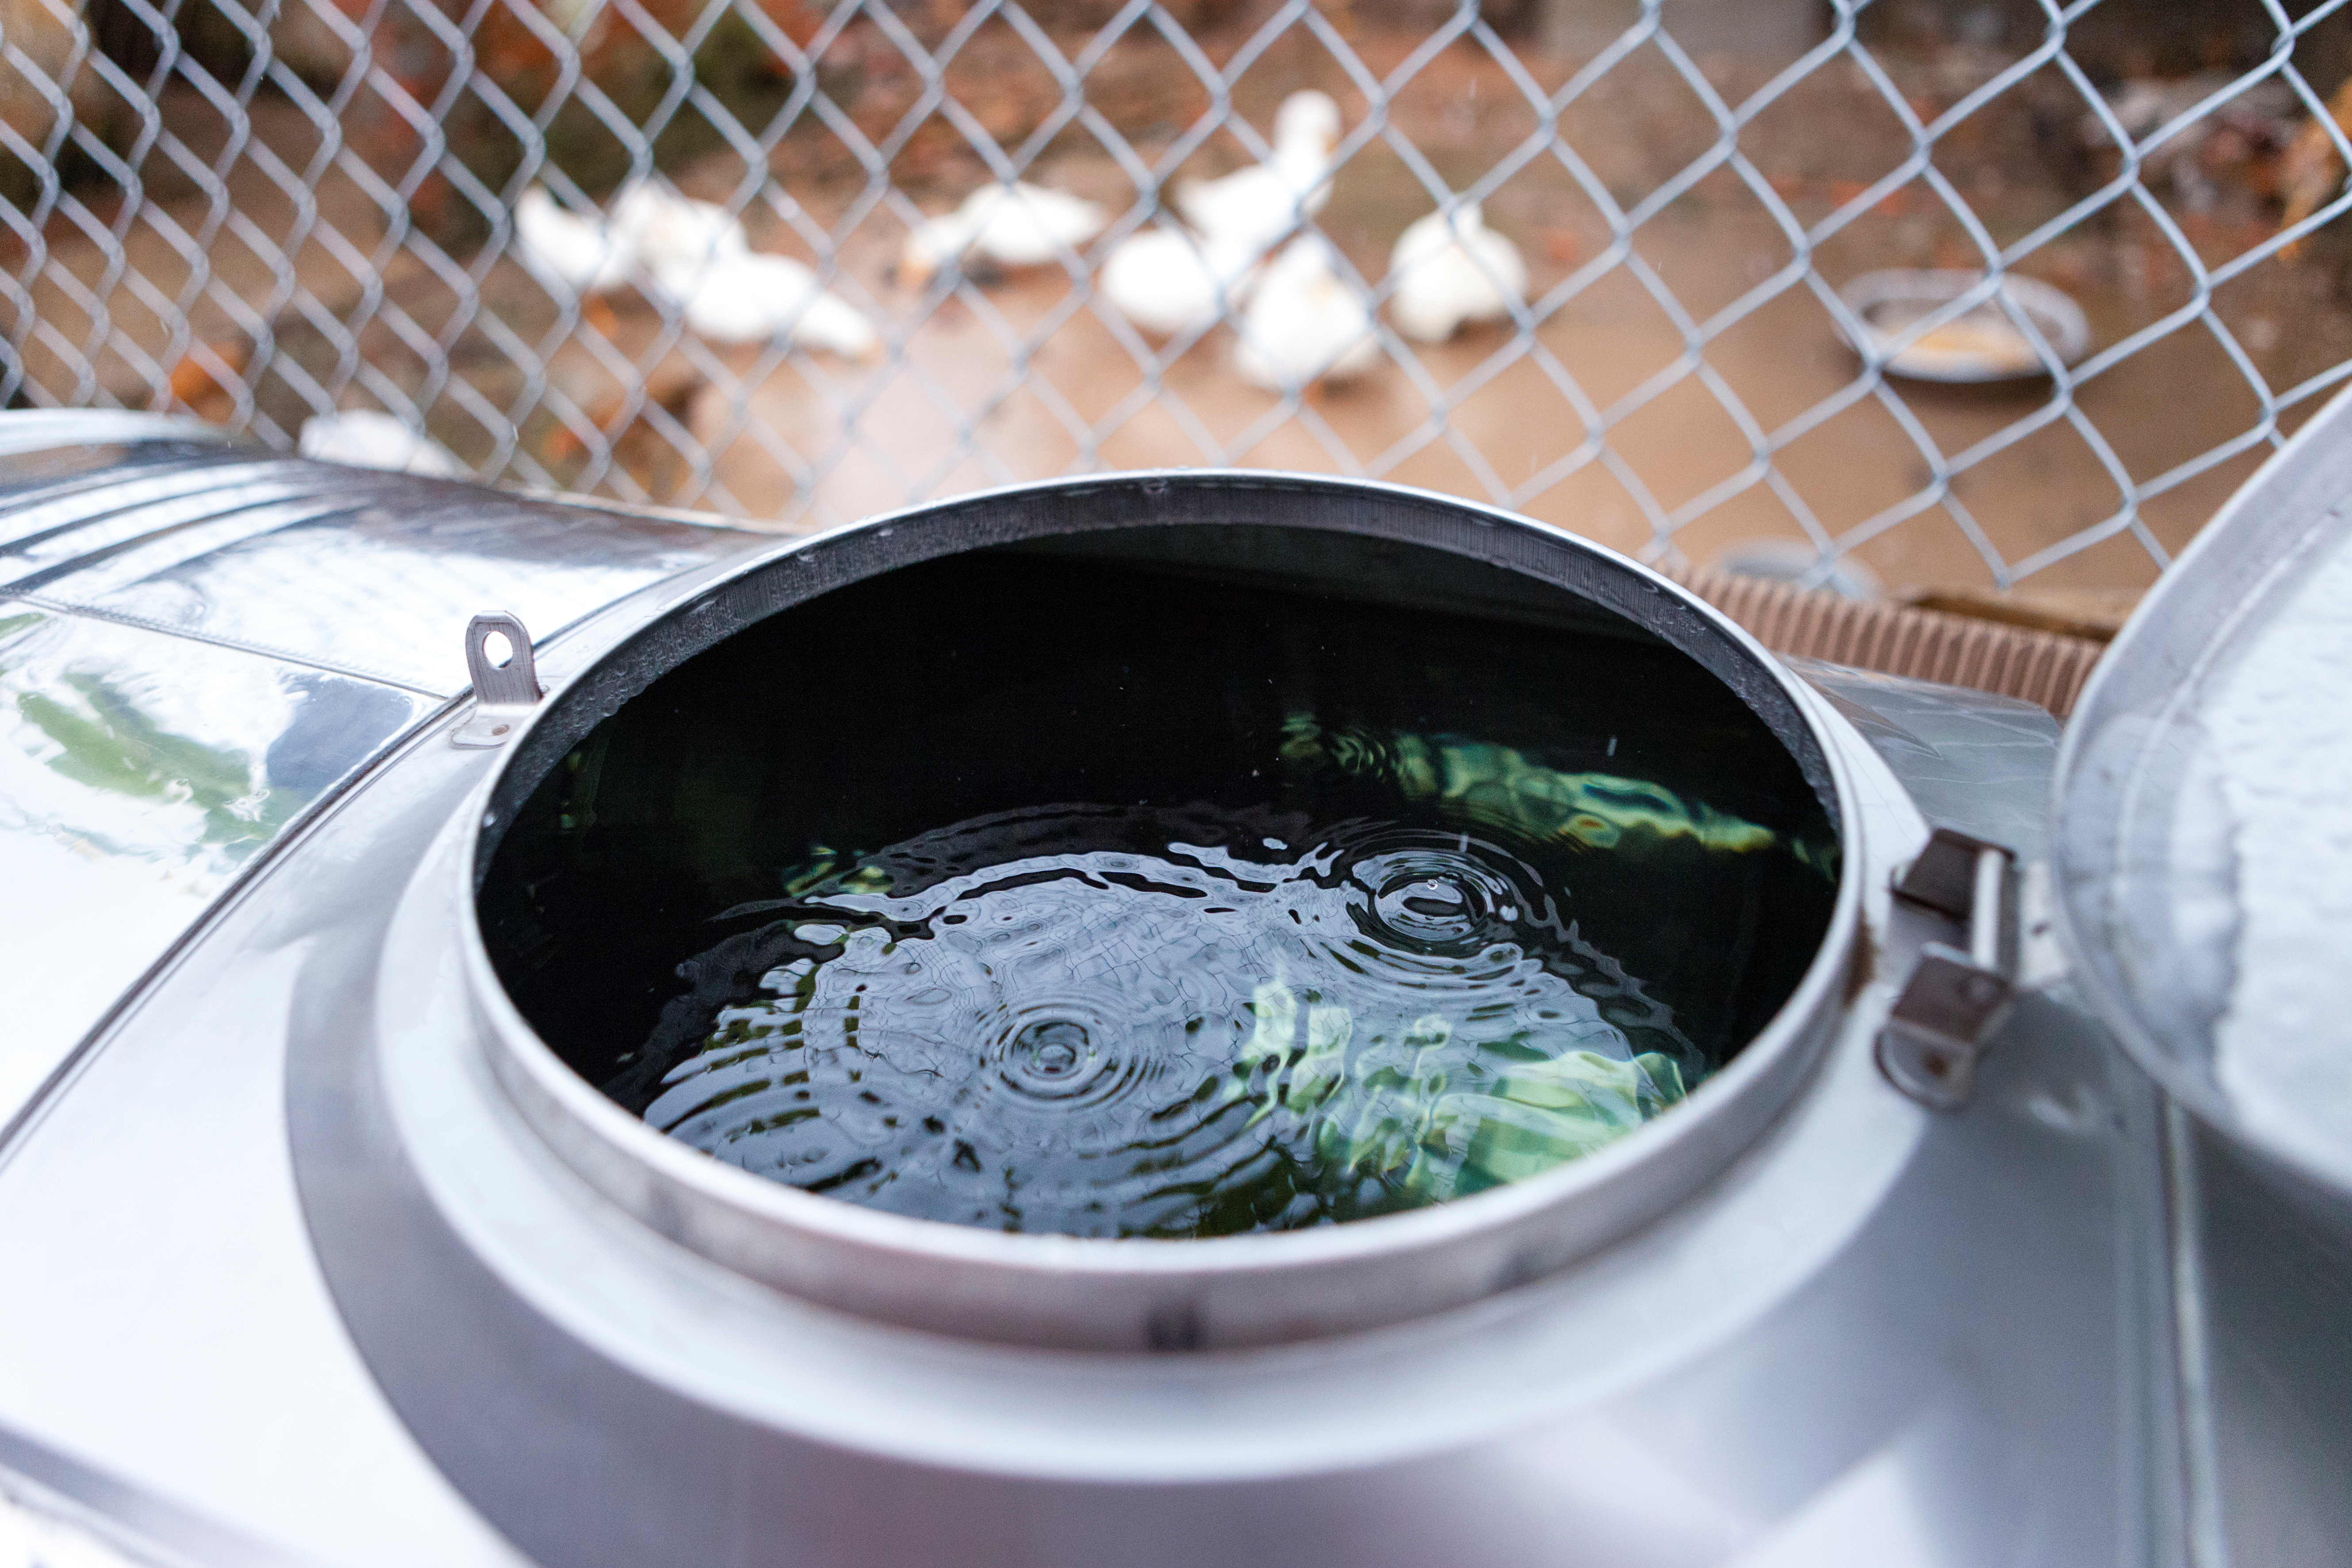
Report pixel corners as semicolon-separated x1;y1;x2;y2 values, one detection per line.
452;613;543;749
1877;828;2018;1111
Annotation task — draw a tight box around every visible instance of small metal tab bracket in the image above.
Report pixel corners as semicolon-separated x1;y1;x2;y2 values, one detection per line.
451;613;543;749
1876;828;2017;1111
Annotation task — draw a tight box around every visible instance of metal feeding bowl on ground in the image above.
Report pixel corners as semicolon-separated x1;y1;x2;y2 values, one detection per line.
1837;269;2092;384
0;409;2344;1568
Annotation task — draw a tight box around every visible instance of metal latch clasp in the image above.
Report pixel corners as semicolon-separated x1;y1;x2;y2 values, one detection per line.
451;612;543;749
1875;828;2017;1111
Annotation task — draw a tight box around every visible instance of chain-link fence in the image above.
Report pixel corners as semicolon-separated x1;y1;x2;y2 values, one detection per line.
7;0;2352;596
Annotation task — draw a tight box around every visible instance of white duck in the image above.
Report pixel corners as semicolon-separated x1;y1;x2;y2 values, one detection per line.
299;409;464;476
1387;199;1527;343
512;186;633;296
1176;90;1343;262
1099;223;1263;339
612;180;752;295
899;181;1108;285
1233;234;1381;392
651;247;883;361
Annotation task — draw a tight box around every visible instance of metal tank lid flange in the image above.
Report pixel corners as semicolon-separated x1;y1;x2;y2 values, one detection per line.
452;472;1866;1350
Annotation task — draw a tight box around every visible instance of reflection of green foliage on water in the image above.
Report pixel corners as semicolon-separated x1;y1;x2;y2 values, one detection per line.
1282;714;1779;855
785;848;893;899
14;671;287;848
754;714;1811;919
1235;978;1688;1208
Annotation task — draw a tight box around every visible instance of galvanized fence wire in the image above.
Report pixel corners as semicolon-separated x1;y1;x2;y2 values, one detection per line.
6;0;2352;590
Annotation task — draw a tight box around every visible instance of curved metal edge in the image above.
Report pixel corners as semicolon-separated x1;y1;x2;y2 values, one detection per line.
2048;383;2352;1211
471;470;1846;863
0;409;251;459
0;1424;321;1568
318;768;1928;1552
455;470;1867;1350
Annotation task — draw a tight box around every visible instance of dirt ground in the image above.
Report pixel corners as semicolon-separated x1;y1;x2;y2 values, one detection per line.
10;0;2348;598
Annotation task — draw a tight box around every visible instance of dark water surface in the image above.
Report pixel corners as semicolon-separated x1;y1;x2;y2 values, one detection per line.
482;532;1839;1238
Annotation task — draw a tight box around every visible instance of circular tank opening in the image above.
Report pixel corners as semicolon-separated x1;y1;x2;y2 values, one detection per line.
476;511;1841;1248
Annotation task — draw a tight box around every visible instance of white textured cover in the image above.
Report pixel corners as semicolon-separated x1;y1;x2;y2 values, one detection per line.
2209;532;2352;1183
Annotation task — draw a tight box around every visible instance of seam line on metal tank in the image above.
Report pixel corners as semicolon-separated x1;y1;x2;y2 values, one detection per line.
2114;1054;2187;1568
501;486;789;538
0;450;262;524
0;1418;319;1568
0;463;333;559
5;594;450;697
2163;1101;2234;1568
0;495;374;600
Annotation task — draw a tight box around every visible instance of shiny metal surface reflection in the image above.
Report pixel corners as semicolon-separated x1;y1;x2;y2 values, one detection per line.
0;412;767;1134
27;488;751;695
0;604;436;1121
1788;658;2061;863
0;411;241;463
4;453;763;696
0;417;2338;1568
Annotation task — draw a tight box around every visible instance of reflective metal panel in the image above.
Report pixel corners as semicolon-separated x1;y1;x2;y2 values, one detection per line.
29;489;761;694
0;606;436;1123
0;425;775;1134
13;476;767;696
1790;658;2060;862
0;443;255;509
0;413;242;464
0;721;536;1568
0;459;325;558
0;415;772;697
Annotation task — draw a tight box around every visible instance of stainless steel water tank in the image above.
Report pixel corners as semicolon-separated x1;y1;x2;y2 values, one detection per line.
0;406;2342;1568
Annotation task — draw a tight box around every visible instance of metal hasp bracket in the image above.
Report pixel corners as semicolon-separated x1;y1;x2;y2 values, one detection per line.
1876;827;2019;1111
451;613;543;749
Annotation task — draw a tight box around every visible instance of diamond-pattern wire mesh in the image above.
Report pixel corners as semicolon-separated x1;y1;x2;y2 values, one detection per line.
5;0;2352;593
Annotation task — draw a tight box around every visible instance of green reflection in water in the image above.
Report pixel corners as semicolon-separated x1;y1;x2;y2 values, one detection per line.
1230;975;1690;1208
637;799;1717;1237
1284;714;1781;854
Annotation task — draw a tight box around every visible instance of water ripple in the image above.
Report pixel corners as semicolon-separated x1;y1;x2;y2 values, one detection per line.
629;804;1702;1238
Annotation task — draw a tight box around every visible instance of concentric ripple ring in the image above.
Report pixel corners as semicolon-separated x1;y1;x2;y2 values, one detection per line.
629;805;1706;1238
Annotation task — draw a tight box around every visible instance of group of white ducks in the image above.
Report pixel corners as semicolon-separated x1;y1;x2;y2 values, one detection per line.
505;89;1528;396
1098;90;1528;389
302;92;1522;478
514;178;886;360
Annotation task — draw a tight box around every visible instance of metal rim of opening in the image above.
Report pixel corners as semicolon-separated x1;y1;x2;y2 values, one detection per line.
455;471;1867;1350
